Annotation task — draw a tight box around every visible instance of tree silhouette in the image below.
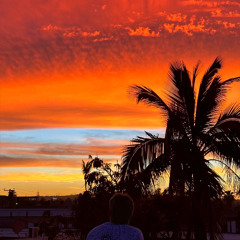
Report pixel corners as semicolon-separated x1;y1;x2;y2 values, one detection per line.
121;57;240;239
82;156;121;194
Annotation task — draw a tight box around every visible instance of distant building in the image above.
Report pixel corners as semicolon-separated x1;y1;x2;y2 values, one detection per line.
223;209;240;233
0;208;73;238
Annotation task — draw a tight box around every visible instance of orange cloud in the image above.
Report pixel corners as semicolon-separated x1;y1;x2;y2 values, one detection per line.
164;22;216;36
182;1;240;8
42;24;101;38
211;9;240;17
126;27;160;37
0;155;82;168
1;0;240;132
220;21;236;29
0;141;125;158
166;13;187;22
0;153;120;168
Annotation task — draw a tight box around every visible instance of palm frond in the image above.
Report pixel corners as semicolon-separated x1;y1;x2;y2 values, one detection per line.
197;57;222;102
192;61;200;89
145;131;159;138
129;85;170;115
135;155;169;187
208;159;240;181
222;76;240;86
208;159;240;194
195;76;226;132
201;164;224;199
82;160;92;175
205;129;240;166
195;57;222;129
168;62;195;124
217;103;240;125
121;133;165;180
191;157;224;199
167;62;196;144
196;62;240;134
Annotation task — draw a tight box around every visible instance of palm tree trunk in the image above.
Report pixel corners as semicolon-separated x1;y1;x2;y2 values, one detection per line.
194;216;207;240
193;178;207;240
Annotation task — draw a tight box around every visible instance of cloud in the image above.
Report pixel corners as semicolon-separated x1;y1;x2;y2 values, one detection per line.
0;154;83;168
0;141;124;158
182;1;240;8
0;101;162;130
0;128;139;167
42;24;101;38
166;13;187;22
0;128;165;168
211;9;240;17
1;0;240;80
1;0;240;131
126;27;160;37
163;19;216;36
217;20;236;29
0;151;120;168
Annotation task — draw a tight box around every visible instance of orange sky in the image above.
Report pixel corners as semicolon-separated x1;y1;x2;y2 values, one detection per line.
1;0;240;130
0;0;240;196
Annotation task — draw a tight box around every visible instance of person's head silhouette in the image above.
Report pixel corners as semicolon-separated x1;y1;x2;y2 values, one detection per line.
87;192;143;240
109;193;134;224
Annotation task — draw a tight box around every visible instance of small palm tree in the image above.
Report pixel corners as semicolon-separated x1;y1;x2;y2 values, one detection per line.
121;57;240;239
82;160;92;191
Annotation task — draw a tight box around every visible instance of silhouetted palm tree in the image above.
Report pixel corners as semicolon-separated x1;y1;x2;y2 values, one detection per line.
82;160;92;191
121;57;240;239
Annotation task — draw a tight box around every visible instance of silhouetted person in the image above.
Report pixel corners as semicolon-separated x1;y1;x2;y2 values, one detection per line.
86;193;144;240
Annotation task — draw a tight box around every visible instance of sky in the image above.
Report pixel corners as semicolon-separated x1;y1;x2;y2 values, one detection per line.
1;0;240;196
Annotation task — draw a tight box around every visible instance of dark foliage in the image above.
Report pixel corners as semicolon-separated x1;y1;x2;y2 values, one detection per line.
121;57;240;239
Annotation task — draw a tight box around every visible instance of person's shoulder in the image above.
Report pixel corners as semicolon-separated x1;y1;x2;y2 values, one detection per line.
125;225;144;239
86;222;111;240
87;222;144;240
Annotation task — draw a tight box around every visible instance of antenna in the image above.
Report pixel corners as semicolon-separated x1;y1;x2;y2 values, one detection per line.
4;188;16;197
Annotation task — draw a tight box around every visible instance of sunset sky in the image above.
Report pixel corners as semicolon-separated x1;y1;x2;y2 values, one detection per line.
1;0;240;196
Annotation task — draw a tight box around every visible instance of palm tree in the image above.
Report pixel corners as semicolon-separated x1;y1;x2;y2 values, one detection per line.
82;160;92;191
121;57;240;239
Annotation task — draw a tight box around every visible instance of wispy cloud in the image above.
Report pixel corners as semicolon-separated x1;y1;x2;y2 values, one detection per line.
1;0;240;79
0;128;165;168
0;154;82;168
211;9;240;17
182;1;240;8
126;27;160;37
166;13;187;22
42;24;101;38
0;142;123;159
163;17;216;36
